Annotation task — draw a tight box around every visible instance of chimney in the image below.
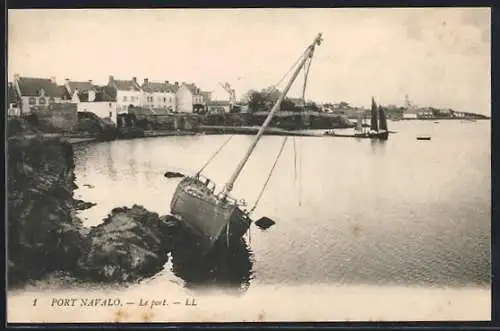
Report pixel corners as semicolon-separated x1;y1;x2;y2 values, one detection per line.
108;75;115;85
175;81;179;87
50;76;57;84
88;80;93;86
132;77;137;83
143;78;149;86
165;80;170;85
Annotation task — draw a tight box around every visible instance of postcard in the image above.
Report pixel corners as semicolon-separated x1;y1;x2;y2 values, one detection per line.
7;7;491;323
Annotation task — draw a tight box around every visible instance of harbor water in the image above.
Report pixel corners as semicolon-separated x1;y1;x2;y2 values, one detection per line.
8;120;491;322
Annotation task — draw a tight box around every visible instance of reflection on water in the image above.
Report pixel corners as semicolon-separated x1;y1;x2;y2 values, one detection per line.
170;228;254;294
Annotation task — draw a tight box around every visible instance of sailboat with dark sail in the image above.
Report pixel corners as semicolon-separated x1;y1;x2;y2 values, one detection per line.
363;97;389;140
169;33;324;254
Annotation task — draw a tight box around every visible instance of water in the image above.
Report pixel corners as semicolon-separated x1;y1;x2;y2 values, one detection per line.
72;120;491;290
8;120;491;322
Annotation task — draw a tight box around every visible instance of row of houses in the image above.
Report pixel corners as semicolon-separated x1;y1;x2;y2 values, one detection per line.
8;75;234;124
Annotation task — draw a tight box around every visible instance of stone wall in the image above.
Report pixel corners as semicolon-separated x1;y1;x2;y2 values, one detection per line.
30;103;78;133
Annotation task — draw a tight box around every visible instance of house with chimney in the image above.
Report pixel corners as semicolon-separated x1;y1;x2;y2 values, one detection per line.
64;79;118;124
141;78;178;112
12;74;69;115
176;82;206;113
107;76;142;113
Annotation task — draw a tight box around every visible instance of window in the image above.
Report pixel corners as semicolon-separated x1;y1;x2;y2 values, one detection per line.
123;96;128;102
29;97;36;105
109;103;112;108
131;96;135;102
49;97;55;104
109;112;112;118
163;97;167;102
39;97;46;105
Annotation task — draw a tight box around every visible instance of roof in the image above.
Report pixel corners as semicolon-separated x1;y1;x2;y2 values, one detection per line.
16;77;62;97
142;81;177;93
95;86;117;102
59;85;72;100
68;81;94;93
113;79;141;91
8;83;18;103
182;83;201;95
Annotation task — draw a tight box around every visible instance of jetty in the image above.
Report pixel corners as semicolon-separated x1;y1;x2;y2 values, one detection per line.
198;125;321;137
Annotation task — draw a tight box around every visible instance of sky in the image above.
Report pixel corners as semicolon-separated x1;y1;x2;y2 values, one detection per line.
8;8;491;114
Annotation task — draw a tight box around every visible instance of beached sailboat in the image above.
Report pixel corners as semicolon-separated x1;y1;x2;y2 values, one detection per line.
169;33;324;253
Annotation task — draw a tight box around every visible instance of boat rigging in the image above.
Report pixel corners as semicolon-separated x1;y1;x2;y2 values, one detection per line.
168;33;324;254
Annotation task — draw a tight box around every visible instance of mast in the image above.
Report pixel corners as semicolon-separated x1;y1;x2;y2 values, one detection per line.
370;97;378;132
356;111;363;132
221;33;323;196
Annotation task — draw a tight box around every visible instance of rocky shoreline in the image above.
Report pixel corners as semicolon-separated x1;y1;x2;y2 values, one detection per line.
7;135;187;288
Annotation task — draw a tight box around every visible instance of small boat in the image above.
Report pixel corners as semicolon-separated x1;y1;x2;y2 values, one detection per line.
417;136;431;141
324;129;336;136
169;33;324;254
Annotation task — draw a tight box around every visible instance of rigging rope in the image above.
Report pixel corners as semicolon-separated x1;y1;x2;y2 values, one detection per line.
196;135;234;175
196;48;309;178
271;50;308;90
248;136;289;215
292;136;298;183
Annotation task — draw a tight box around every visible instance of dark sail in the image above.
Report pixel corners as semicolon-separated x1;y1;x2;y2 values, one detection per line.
370;97;378;131
378;105;388;131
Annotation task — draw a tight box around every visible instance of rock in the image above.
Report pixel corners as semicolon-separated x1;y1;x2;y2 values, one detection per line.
80;205;179;283
164;171;185;179
74;199;97;211
254;216;276;230
7;136;85;287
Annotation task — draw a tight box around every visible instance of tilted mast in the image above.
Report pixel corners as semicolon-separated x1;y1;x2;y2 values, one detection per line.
221;33;323;197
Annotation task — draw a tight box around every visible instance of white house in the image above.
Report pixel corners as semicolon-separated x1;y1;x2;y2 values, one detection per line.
12;74;69;115
107;76;142;113
141;78;178;112
64;79;118;124
176;82;205;113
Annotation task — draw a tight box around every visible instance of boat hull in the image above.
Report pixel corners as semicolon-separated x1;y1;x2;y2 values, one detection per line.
170;177;252;253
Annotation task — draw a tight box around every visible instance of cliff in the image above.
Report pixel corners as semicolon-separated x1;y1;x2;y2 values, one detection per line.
7;136;182;287
7;136;85;286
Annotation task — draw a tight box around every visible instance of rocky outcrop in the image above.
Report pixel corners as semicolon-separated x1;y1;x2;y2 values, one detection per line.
8;136;85;286
7;135;212;288
78;205;179;283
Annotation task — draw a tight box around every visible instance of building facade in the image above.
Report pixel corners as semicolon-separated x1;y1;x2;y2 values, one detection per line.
141;78;178;112
64;79;118;124
12;74;69;115
108;76;142;113
176;82;205;113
